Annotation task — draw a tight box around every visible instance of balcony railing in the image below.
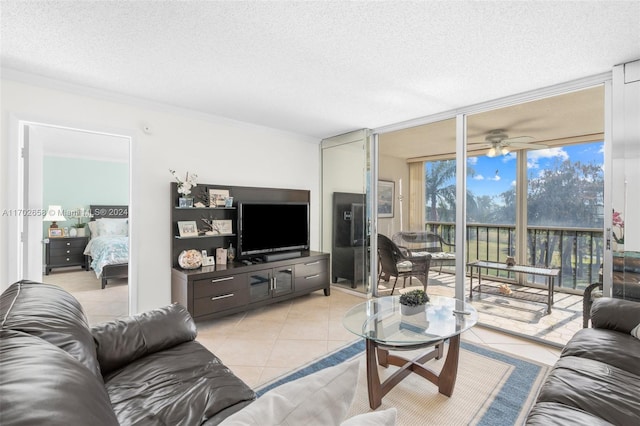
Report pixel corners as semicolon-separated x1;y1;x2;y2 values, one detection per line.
426;222;603;293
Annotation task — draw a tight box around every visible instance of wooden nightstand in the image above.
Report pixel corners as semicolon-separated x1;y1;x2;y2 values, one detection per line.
45;236;89;274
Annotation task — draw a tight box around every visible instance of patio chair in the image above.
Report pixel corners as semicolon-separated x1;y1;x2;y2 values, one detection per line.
392;231;456;274
377;234;431;295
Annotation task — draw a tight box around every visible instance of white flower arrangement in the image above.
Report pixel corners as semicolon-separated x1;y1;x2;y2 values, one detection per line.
170;169;198;196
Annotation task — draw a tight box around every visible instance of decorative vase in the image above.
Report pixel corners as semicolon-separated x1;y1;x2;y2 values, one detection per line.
76;227;86;237
179;197;194;208
178;249;202;269
400;304;425;316
69;227;77;237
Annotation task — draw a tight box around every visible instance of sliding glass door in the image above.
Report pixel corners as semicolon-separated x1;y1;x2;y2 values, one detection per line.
321;130;371;294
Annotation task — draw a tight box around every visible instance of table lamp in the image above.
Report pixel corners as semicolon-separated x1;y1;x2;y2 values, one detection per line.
44;205;66;230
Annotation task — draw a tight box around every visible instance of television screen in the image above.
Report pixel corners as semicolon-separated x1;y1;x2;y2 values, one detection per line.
238;202;310;257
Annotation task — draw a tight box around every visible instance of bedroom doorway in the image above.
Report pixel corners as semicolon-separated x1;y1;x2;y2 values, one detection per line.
21;122;132;324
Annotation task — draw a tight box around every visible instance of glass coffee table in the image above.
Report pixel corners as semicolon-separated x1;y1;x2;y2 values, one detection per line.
343;295;478;409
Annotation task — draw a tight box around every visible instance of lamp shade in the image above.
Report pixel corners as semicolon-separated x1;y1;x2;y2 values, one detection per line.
43;205;66;222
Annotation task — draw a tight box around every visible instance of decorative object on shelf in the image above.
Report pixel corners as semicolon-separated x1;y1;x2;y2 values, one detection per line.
209;188;230;207
216;248;228;264
70;207;88;237
225;196;234;208
194;201;206;208
179;197;194;208
498;284;513;295
170;169;198;207
227;243;236;262
201;250;215;266
177;220;199;237
505;256;516;267
48;228;63;238
178;249;203;269
399;289;429;316
377;180;394;218
612;209;624;251
43;205;66;233
201;216;232;235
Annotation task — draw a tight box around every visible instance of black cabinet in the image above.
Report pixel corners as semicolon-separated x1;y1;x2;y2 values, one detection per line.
171;252;330;320
332;192;367;286
45;236;89;274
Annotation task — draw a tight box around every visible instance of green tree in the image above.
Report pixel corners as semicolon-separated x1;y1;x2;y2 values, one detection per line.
425;160;477;223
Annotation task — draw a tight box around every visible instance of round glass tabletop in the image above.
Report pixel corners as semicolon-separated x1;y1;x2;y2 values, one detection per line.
343;295;477;346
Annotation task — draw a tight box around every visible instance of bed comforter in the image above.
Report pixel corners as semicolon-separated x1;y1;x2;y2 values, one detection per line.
84;236;128;278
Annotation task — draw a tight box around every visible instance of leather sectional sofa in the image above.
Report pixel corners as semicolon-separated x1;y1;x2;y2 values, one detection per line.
0;280;256;425
526;297;640;425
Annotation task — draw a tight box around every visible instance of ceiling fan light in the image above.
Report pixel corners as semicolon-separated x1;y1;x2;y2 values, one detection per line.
500;146;509;155
487;147;497;157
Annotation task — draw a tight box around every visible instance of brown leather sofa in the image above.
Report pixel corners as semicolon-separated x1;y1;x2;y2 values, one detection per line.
0;281;256;425
526;297;640;425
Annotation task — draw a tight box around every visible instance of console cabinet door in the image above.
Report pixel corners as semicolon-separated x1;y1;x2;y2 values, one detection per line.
273;266;294;297
248;265;294;302
248;270;272;303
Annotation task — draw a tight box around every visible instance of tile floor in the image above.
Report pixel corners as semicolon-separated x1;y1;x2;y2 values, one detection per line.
44;269;562;389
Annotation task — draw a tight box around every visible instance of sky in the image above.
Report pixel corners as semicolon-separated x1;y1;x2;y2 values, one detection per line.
465;141;604;199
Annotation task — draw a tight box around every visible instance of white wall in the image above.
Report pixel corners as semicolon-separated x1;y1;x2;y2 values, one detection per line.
1;78;320;312
378;154;408;237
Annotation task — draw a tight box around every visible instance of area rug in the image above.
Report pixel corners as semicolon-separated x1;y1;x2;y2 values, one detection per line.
256;339;549;426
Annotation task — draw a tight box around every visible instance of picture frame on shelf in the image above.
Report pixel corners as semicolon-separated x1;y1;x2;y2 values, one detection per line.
177;220;199;237
208;188;230;207
210;219;233;235
48;228;63;238
378;180;394;218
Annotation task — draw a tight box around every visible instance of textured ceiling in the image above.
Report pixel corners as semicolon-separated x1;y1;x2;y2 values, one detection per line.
2;1;639;139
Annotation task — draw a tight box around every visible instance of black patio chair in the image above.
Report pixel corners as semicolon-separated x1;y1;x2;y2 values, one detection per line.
377;234;431;295
392;231;456;274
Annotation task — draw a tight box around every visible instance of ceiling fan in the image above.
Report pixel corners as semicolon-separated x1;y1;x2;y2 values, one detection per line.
475;129;547;157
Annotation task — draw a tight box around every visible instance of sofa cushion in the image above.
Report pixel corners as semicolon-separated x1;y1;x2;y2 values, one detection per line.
0;280;102;379
591;297;640;333
561;328;640;376
104;340;255;425
526;402;612;426
220;358;360;426
91;303;197;375
534;355;640;425
0;329;119;426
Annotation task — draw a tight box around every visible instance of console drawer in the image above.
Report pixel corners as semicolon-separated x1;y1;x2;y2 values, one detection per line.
295;258;326;277
194;290;248;316
295;258;328;292
193;275;247;299
192;274;249;316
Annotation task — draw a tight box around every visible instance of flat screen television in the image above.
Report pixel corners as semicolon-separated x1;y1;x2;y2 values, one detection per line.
238;201;310;258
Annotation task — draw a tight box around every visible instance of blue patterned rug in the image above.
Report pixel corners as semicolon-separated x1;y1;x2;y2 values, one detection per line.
256;339;549;425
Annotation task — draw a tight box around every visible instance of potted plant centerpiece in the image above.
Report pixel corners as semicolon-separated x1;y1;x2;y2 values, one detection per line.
399;289;430;316
170;169;198;207
69;208;87;237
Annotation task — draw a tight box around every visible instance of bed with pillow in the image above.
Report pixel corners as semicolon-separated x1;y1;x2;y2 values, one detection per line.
84;205;129;289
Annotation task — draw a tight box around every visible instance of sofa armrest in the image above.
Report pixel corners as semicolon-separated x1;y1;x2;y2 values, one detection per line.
91;303;197;375
591;297;640;334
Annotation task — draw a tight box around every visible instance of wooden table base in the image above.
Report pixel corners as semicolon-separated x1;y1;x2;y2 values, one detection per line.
365;334;461;409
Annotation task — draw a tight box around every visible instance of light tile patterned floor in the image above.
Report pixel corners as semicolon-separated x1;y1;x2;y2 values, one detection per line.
44;269;563;388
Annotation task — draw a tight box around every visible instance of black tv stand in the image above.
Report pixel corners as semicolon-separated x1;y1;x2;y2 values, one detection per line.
263;251;301;262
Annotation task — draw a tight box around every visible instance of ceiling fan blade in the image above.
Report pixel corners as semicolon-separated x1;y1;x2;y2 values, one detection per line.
503;136;534;143
508;142;548;149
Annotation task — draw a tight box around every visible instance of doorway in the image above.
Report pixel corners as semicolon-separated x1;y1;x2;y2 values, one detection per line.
21;122;132;324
